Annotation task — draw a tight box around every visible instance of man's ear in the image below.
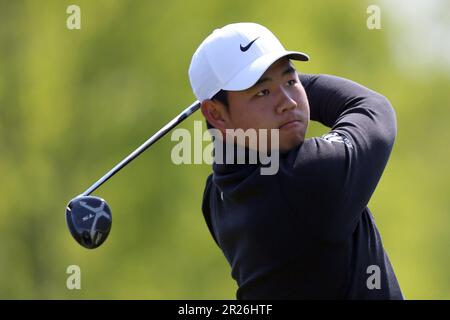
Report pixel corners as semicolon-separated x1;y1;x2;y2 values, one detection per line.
201;99;229;134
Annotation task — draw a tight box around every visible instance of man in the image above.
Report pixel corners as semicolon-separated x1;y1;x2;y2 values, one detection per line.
188;22;403;299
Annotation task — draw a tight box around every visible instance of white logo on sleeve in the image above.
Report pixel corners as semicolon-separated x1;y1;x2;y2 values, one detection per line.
321;132;353;148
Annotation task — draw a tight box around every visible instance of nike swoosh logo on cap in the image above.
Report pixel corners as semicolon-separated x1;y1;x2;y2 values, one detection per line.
240;37;259;52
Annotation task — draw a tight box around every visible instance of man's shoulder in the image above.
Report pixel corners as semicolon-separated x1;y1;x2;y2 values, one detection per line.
202;173;214;201
201;173;220;246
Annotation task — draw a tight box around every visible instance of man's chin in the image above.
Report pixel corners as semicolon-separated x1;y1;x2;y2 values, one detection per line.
235;129;306;154
278;136;305;154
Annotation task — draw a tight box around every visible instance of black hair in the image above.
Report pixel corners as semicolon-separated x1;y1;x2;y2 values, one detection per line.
206;90;229;129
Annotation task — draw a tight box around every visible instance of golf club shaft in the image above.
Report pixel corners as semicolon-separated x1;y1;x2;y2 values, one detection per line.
80;100;201;197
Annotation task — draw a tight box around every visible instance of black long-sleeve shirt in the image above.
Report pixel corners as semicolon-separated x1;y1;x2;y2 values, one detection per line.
202;74;404;299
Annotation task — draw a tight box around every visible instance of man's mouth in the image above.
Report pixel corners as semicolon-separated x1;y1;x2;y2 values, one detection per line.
279;120;301;129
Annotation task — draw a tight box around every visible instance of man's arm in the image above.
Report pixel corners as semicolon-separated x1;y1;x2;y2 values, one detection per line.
300;73;396;131
286;74;397;242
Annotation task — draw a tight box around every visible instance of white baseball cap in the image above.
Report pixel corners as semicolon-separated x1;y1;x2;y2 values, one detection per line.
188;22;309;102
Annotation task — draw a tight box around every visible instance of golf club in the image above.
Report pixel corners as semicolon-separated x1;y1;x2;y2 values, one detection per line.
66;100;201;249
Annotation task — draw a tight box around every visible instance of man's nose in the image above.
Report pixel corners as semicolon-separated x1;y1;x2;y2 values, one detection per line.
276;86;297;114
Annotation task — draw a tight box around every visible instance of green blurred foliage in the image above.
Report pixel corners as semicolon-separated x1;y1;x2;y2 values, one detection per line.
0;0;448;299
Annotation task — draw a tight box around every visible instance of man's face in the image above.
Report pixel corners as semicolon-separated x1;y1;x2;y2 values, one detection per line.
224;57;310;153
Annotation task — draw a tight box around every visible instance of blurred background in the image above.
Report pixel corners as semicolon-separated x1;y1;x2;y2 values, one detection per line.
0;0;449;299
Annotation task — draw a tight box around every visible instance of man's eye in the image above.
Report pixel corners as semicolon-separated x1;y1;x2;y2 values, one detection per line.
255;89;269;97
286;79;297;86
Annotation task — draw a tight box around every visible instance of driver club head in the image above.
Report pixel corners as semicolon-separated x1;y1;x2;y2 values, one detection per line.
66;196;112;249
65;102;200;249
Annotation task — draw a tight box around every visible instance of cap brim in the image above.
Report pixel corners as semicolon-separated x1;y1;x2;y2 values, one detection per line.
222;50;309;92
